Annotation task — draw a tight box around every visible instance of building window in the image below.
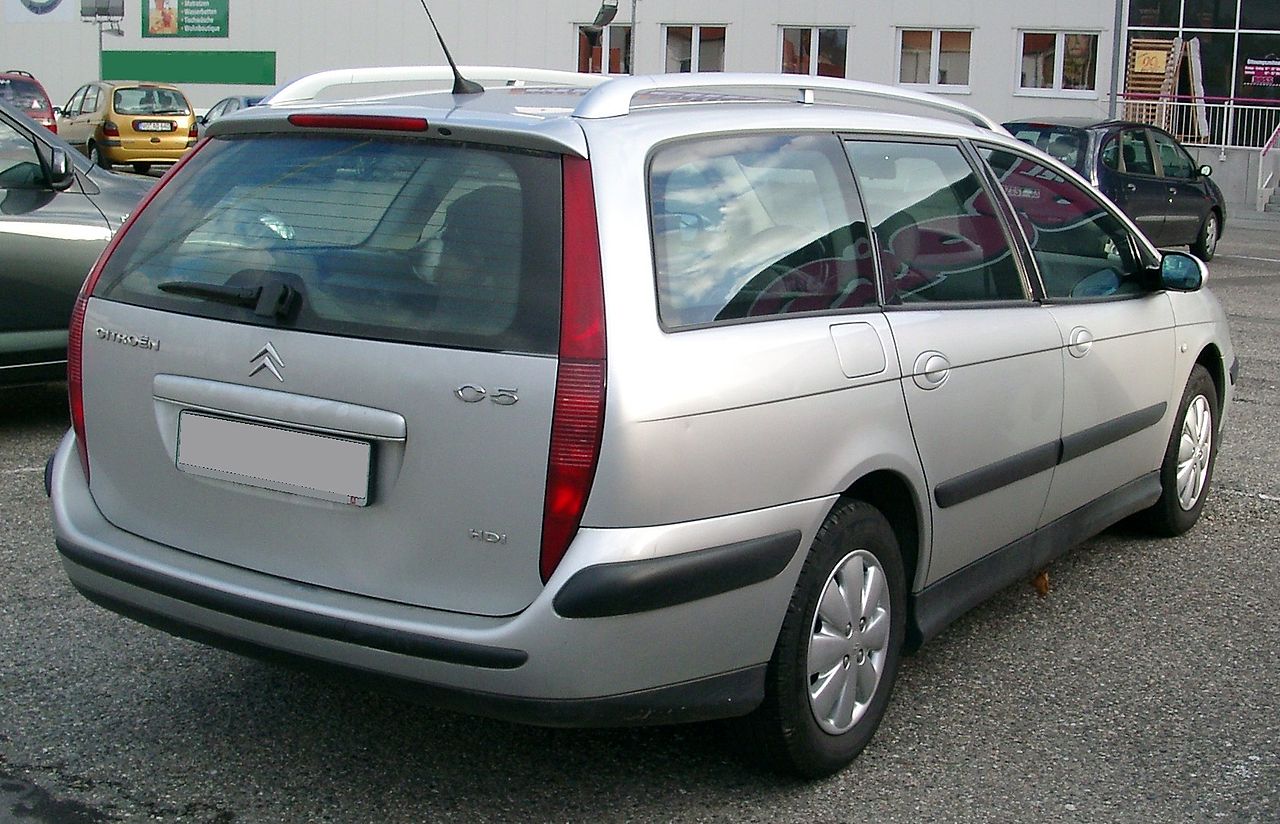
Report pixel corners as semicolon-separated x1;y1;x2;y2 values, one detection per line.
665;25;726;73
780;27;848;77
897;29;971;89
578;24;632;74
1019;32;1099;94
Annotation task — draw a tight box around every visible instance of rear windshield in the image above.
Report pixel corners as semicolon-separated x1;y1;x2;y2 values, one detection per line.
112;87;191;115
95;134;563;354
1004;124;1089;173
0;77;51;115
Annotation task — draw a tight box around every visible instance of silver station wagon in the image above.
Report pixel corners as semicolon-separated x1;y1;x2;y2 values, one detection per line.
47;67;1236;777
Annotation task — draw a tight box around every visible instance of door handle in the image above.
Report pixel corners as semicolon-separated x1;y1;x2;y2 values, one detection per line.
1068;326;1093;358
1169;187;1178;195
912;351;951;390
1125;183;1137;192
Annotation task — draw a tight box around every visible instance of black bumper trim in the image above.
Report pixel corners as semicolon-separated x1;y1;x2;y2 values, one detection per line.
553;529;803;619
73;586;766;728
57;537;528;670
1230;357;1239;386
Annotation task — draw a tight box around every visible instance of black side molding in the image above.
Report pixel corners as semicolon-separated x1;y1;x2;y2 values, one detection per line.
935;403;1168;509
57;538;528;670
1060;403;1166;463
934;442;1059;509
553;530;802;619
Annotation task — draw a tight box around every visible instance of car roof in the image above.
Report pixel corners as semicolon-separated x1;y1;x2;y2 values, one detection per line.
207;66;1016;158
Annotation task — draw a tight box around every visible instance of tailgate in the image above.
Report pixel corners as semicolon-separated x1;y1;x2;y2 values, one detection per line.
79;128;566;616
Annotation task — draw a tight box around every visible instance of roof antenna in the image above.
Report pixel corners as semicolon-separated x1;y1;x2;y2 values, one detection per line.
418;0;483;95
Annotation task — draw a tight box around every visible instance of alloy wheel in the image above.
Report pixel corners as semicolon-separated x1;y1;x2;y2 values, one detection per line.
806;549;891;734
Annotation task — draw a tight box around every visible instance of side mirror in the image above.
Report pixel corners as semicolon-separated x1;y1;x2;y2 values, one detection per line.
1198;164;1213;177
35;143;76;191
1160;250;1206;292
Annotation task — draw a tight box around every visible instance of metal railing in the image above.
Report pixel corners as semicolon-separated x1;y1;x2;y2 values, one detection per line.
1118;93;1280;151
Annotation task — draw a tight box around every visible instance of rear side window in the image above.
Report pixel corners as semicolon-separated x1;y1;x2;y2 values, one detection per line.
845;140;1025;304
649;133;874;328
95;134;563;354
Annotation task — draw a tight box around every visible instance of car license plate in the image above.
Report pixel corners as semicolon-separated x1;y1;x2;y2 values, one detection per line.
135;120;174;132
176;412;371;505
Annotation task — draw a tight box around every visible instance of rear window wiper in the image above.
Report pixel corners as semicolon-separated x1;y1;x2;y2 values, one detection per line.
158;279;300;319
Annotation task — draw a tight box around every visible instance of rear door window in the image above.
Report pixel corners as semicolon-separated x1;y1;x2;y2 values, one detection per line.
844;140;1026;304
649;133;875;328
1120;130;1156;176
94;134;563;354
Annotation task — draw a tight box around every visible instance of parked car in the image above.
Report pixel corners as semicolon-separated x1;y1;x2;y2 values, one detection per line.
0;98;152;387
1003;117;1226;261
197;94;263;127
58;80;197;174
48;67;1236;778
0;70;56;133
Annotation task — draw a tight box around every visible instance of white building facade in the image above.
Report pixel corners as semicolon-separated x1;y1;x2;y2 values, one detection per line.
4;0;1132;122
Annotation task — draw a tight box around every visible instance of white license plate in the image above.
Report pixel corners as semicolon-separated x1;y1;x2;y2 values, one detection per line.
176;412;371;505
135;121;173;132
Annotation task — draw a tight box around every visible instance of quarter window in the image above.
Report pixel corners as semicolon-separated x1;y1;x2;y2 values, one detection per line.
578;23;632;74
845;140;1024;304
665;25;726;72
649;134;874;328
781;27;848;77
898;29;972;89
982;147;1150;300
1018;32;1099;93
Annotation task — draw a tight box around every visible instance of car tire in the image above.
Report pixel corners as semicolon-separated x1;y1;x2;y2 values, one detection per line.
132;163;152;175
1139;364;1219;536
737;499;906;778
88;142;110;169
1191;212;1219;262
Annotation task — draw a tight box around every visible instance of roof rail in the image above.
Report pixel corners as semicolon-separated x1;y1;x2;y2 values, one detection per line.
264;65;607;105
572;73;1004;131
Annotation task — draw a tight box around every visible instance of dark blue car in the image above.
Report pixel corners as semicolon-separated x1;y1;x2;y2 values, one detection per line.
1003;118;1226;261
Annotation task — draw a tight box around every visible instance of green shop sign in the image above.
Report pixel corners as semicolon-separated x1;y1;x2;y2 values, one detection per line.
142;0;228;38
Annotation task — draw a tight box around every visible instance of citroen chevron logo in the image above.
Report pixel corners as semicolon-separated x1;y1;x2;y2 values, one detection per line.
249;343;285;382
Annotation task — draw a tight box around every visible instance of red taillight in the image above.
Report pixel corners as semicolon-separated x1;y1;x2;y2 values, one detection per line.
67;139;209;482
188;123;198;139
102;121;119;137
540;156;606;582
287;114;429;132
45;120;57;134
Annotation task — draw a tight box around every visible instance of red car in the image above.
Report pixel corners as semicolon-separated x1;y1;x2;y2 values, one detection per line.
0;69;56;133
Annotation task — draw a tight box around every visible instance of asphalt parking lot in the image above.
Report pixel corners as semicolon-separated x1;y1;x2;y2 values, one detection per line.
1;224;1277;823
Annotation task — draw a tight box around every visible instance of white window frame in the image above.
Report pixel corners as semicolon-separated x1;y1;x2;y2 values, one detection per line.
663;23;727;73
1015;30;1101;99
777;26;849;77
576;23;632;75
894;28;972;94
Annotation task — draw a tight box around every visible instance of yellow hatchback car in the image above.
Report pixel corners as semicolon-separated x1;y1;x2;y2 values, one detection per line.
59;80;197;174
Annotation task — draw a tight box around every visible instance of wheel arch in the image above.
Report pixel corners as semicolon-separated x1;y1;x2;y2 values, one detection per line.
842;469;923;602
1195;343;1226;414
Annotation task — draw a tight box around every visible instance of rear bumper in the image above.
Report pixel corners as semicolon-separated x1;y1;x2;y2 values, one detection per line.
48;431;820;726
